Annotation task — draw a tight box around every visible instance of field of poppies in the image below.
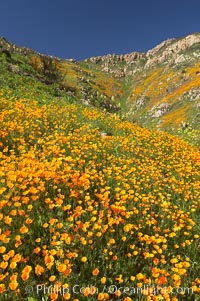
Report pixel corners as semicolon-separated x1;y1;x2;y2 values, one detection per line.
0;90;200;301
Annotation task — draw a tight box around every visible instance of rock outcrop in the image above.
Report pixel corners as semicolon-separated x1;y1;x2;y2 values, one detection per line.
145;33;200;68
85;33;200;77
85;52;145;77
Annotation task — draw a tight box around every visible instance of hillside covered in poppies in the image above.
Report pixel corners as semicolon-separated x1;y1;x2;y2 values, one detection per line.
0;35;200;301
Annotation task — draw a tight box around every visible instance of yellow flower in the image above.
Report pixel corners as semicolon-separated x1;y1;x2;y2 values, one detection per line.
49;275;56;282
63;292;71;300
35;264;45;276
101;277;106;284
0;246;6;253
21;265;32;281
49;292;58;300
81;256;87;263
10;261;17;269
123;225;130;232
19;225;28;234
136;273;144;280
57;263;67;273
9;281;18;290
34;247;41;254
0;284;6;293
44;255;54;269
98;293;109;300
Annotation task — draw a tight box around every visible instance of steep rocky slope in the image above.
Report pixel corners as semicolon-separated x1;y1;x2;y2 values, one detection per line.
0;33;199;145
85;33;200;142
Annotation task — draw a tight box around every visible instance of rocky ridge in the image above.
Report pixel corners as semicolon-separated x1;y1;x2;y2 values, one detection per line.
145;33;200;68
85;33;200;76
85;51;146;77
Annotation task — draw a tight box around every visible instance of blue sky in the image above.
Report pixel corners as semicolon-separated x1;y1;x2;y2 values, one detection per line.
0;0;200;60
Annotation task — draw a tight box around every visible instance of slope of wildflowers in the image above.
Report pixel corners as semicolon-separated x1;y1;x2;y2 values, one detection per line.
1;37;200;147
0;90;200;301
126;63;200;146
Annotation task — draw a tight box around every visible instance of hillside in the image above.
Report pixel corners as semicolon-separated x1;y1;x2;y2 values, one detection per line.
85;33;200;145
0;94;200;301
0;35;200;301
0;33;200;145
0;37;123;112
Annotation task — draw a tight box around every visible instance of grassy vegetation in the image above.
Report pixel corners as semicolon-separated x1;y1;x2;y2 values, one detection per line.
0;75;200;301
1;44;200;147
126;61;200;146
0;40;200;301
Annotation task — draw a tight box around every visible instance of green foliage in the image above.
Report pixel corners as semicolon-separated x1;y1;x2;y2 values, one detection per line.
0;94;200;301
0;37;200;147
177;123;200;148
